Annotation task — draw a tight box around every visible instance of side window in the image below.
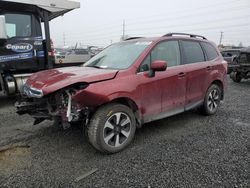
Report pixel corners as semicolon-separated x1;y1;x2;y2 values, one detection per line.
4;13;32;38
226;53;233;57
182;41;205;64
238;53;250;64
201;42;219;61
151;41;180;67
139;41;180;72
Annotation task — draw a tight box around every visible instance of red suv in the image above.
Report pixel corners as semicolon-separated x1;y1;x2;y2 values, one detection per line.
16;33;228;153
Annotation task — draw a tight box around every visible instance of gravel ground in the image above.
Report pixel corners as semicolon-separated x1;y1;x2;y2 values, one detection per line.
0;78;249;188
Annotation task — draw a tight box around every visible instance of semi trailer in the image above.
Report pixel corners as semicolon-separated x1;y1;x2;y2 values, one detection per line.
0;0;80;96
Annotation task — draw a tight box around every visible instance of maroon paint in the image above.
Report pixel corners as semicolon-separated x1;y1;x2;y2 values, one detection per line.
25;37;227;120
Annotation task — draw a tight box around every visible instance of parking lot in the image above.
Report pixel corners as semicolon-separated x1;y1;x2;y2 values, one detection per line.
0;77;249;188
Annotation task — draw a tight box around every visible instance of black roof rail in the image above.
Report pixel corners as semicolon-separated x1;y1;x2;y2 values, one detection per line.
125;37;144;41
163;33;207;40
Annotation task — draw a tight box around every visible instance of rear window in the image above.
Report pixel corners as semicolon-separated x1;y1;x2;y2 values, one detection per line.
182;41;205;64
201;42;219;61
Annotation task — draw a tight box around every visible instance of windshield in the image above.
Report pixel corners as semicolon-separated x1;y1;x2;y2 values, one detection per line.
5;13;32;38
84;41;152;69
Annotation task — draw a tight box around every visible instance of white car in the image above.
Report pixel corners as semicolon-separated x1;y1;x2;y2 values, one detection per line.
55;49;92;65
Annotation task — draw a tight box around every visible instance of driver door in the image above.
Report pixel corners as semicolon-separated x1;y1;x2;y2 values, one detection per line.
137;40;186;122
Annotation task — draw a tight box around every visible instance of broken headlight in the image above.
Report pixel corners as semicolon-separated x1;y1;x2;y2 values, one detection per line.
22;84;44;98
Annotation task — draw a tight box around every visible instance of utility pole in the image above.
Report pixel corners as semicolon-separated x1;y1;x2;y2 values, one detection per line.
122;20;125;40
63;32;66;46
219;31;223;45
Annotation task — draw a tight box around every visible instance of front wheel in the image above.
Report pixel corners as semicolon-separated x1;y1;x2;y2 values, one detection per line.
200;84;222;115
87;103;136;154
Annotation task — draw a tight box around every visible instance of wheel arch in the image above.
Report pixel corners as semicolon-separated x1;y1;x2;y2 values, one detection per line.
210;79;224;100
100;97;142;128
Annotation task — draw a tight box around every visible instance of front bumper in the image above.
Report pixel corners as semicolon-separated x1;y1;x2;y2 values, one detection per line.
15;94;91;126
15;97;51;119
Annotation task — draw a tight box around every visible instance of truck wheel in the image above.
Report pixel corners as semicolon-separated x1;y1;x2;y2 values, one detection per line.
87;103;136;153
230;72;242;83
200;84;222;116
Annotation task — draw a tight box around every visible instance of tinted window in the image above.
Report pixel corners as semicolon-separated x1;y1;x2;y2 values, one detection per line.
221;50;240;57
201;42;218;61
5;14;32;37
139;41;180;72
221;52;232;57
182;41;205;64
151;41;180;67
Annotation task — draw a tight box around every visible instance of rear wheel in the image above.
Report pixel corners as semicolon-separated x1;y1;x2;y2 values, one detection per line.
87;103;136;153
200;84;222;115
230;72;242;83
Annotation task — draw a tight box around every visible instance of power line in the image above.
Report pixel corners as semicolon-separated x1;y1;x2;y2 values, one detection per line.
126;14;250;33
56;11;250;40
125;0;241;23
126;23;250;37
60;0;247;34
126;3;248;26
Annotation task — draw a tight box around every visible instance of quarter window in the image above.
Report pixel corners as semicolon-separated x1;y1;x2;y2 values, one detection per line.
4;14;32;38
201;42;219;61
182;41;205;64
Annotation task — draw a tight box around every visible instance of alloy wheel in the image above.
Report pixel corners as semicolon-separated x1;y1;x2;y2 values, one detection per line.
103;112;131;148
207;89;220;112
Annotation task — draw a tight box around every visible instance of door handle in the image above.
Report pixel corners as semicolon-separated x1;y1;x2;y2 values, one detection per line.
206;66;212;71
178;72;186;78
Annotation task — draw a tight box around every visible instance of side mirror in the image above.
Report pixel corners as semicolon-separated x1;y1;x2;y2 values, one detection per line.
146;60;167;77
0;16;7;39
151;60;167;71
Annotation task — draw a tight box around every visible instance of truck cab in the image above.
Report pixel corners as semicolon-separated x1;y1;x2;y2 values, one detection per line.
0;0;80;96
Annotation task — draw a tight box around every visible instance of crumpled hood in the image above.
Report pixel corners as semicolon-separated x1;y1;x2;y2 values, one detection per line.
26;66;118;95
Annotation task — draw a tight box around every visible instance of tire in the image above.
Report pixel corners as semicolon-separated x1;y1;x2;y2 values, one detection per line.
87;103;136;154
230;72;242;83
200;84;222;116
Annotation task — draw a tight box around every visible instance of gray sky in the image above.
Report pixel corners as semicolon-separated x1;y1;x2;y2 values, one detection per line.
50;0;250;48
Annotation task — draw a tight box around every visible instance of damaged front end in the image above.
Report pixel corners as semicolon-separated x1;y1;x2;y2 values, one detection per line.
15;84;91;129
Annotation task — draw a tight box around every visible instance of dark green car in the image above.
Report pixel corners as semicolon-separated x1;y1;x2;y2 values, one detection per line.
230;47;250;83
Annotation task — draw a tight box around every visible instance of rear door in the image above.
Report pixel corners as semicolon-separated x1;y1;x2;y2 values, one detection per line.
201;41;222;72
180;40;211;109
